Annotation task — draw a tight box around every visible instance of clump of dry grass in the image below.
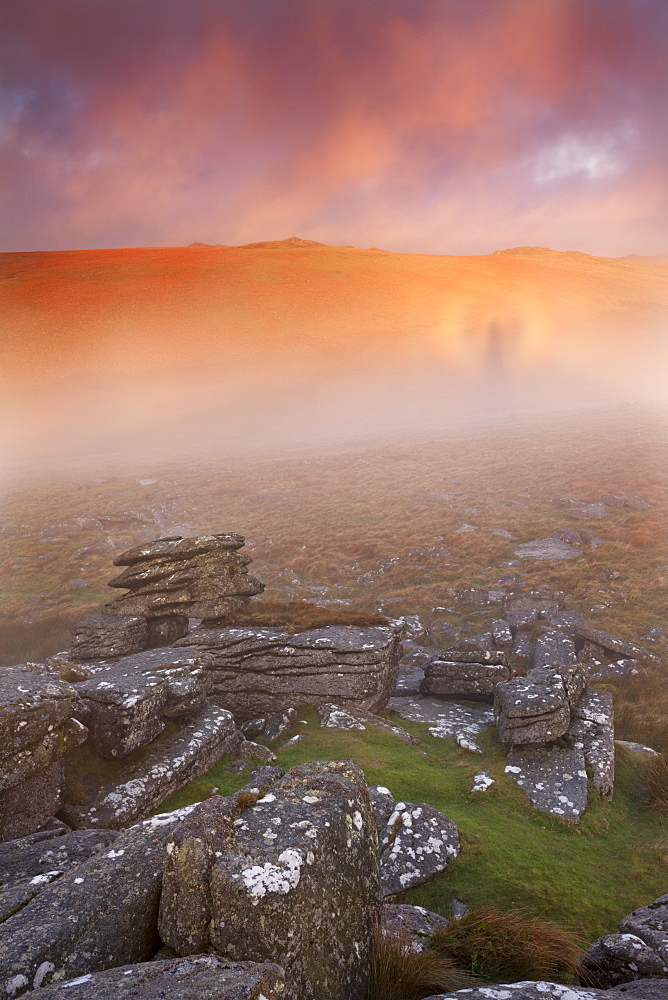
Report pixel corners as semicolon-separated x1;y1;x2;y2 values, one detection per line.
642;753;668;810
431;905;581;983
220;600;389;632
604;664;668;754
0;614;77;666
367;926;475;1000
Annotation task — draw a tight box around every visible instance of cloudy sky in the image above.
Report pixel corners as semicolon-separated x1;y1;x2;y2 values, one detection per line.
1;0;667;255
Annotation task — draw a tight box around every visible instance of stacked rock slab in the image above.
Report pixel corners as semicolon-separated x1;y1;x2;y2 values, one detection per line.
0;667;88;842
174;624;401;718
105;534;264;620
159;760;381;1000
494;666;585;745
421;650;512;700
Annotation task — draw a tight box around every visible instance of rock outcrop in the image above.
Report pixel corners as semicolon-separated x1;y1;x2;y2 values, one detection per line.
580;895;668;988
105;534;264;620
0;807;196;995
494;668;574;745
175;624;401;718
159;760;381;1000
0;825;118;925
30;956;287;1000
0;667;88;842
50;647;215;759
425;984;632;1000
60;705;244;829
367;785;460;896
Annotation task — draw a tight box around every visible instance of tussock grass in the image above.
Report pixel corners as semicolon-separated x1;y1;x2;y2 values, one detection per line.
0;613;77;666
220;600;389;631
432;905;581;982
368;926;474;1000
642;754;668;810
599;665;668;754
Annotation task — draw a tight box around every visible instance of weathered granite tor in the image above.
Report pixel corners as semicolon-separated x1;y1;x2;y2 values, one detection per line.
0;667;88;842
580;893;668;988
421;650;512;700
30;956;287;1000
105;534;264;620
175;624;401;718
159;760;381;1000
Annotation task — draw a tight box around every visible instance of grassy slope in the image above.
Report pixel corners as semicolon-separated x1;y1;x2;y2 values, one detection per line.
157;706;666;947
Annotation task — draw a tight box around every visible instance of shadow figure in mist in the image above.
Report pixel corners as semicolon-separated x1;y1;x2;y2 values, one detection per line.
481;320;516;414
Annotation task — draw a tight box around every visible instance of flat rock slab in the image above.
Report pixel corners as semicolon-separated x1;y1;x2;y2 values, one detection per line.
513;538;582;561
615;741;659;756
176;624;401;718
0;827;118;891
425;983;628;1000
382;903;448;951
388;696;494;749
30;956;286;1000
60;705;242;829
0;806;197;996
575;626;657;663
612;980;668;1000
505;742;588;820
0;829;118;925
318;703;419;744
591;660;642;682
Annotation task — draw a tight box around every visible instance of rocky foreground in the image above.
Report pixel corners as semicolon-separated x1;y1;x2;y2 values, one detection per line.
0;532;666;997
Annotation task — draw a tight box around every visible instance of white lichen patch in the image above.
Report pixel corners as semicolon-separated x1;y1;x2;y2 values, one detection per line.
239;849;304;904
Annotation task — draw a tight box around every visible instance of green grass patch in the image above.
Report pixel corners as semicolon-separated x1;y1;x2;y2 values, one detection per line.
152;707;667;947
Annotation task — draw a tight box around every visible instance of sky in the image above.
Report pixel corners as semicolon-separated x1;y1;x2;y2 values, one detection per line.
1;0;667;256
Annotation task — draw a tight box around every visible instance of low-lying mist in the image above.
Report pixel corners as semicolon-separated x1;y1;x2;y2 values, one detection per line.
1;243;666;481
